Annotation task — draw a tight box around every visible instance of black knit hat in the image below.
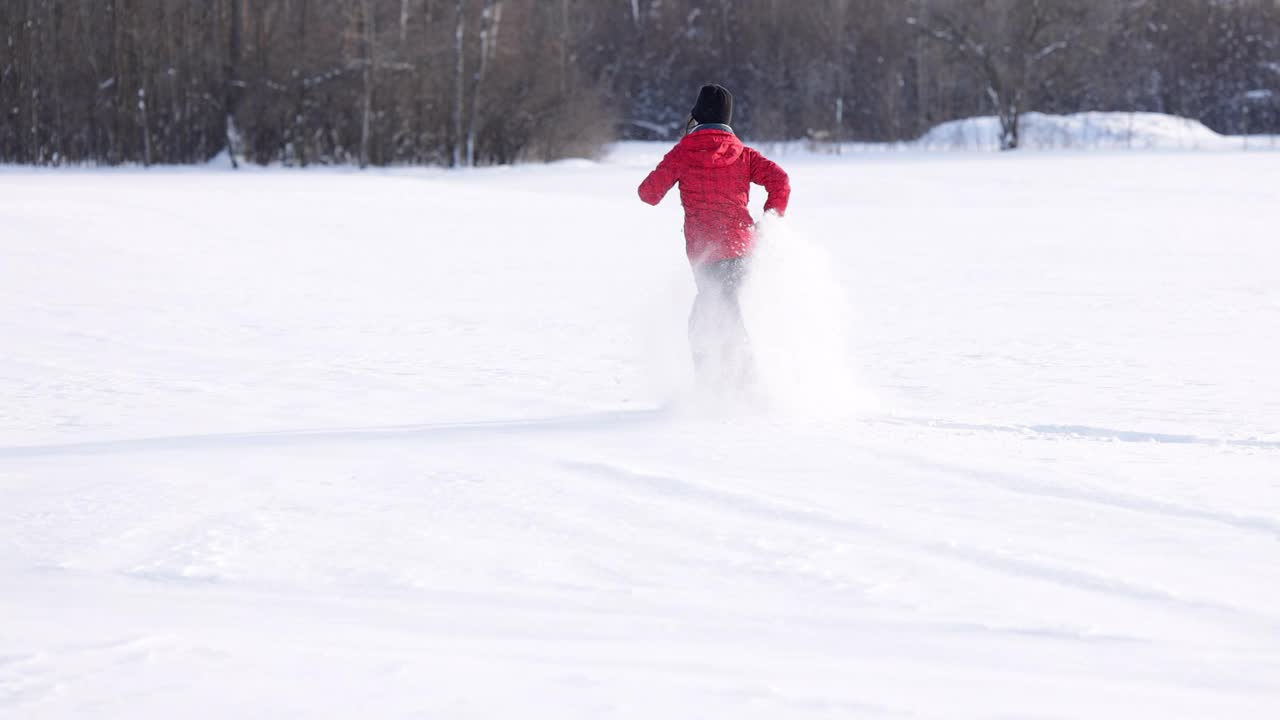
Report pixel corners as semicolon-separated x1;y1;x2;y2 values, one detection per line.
691;84;733;126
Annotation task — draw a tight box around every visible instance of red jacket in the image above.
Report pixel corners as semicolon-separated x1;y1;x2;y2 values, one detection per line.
638;128;790;264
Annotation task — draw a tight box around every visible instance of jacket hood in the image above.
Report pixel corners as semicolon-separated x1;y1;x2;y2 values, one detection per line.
677;129;744;168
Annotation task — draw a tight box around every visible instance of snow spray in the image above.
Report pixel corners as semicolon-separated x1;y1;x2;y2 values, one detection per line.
637;214;873;417
737;213;873;416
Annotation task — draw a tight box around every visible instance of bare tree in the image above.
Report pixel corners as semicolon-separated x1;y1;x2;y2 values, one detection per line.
224;0;244;168
451;0;466;167
358;0;374;168
908;0;1090;150
464;0;501;167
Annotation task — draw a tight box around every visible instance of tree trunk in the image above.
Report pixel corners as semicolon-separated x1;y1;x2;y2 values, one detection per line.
559;0;569;95
465;0;500;167
295;0;309;166
451;0;465;167
224;0;242;168
995;91;1020;151
998;112;1019;151
400;0;411;47
139;86;152;166
359;0;374;168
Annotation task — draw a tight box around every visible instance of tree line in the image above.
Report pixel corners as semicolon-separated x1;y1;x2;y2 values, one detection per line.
2;0;1278;165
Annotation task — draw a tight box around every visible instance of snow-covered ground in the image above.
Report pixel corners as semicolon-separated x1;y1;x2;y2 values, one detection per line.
2;145;1279;718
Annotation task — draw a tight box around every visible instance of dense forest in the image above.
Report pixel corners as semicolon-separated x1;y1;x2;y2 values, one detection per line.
2;0;1278;165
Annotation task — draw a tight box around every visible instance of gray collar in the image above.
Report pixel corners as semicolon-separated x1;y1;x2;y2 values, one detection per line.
691;123;734;134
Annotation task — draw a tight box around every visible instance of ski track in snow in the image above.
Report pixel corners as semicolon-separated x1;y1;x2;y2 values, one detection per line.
2;148;1280;718
0;409;668;458
563;459;1277;628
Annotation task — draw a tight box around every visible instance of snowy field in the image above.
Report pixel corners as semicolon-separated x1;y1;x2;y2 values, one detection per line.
2;144;1279;718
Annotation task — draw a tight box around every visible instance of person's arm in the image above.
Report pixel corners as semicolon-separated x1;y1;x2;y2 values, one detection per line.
747;149;791;216
638;148;682;206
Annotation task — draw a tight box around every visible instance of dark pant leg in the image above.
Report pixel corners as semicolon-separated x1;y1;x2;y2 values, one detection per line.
689;258;753;386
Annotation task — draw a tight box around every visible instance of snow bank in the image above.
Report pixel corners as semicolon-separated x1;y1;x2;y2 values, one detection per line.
917;111;1238;151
